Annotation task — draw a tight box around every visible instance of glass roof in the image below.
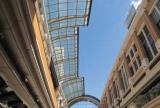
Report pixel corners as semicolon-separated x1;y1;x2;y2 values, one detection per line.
61;77;84;101
45;0;92;81
45;0;92;103
50;27;78;81
45;0;92;26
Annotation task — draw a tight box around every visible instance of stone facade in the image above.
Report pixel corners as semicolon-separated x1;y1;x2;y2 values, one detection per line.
100;0;160;108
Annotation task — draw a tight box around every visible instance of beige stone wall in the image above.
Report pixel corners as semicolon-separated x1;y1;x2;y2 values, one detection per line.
100;0;160;108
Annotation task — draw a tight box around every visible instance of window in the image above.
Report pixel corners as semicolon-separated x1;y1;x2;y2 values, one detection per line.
113;80;119;98
130;49;134;58
133;61;138;71
133;44;137;52
127;55;131;63
138;26;158;61
151;1;160;32
137;55;141;66
130;66;134;76
126;44;141;76
120;66;128;91
143;26;158;55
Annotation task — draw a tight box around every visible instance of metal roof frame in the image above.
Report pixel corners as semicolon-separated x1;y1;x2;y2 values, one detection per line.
61;77;85;101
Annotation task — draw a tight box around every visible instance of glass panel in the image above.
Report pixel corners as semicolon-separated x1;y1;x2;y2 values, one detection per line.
50;27;78;81
45;0;91;26
157;0;160;9
151;9;160;23
127;55;131;63
120;66;128;90
133;44;137;52
130;66;134;77
137;55;141;66
61;78;84;101
133;61;138;72
130;49;134;58
144;26;158;55
139;32;153;61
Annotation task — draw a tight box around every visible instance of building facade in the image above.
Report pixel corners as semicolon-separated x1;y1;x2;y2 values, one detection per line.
0;0;94;107
100;0;160;108
0;0;59;107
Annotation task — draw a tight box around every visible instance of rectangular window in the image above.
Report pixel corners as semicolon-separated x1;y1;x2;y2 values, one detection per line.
127;55;131;63
143;26;158;55
133;61;138;71
138;26;158;61
151;1;160;32
137;55;141;66
130;66;134;76
120;66;128;91
126;44;141;76
113;80;119;98
133;44;137;52
139;32;153;61
130;49;134;58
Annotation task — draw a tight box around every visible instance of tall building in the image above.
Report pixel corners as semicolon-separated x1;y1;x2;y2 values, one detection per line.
100;0;160;108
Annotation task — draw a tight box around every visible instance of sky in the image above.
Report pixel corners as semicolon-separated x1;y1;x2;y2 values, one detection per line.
79;0;140;99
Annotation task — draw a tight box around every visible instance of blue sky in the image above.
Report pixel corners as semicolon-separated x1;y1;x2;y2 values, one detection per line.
79;0;135;99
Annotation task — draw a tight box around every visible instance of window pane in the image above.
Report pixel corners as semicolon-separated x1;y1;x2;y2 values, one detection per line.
130;66;134;77
127;55;131;63
139;32;153;61
130;49;134;58
157;0;160;9
137;56;141;66
133;44;137;52
144;26;158;55
133;61;138;71
120;66;128;90
151;9;160;23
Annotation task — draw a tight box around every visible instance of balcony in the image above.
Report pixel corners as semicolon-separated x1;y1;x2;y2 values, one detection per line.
135;79;160;107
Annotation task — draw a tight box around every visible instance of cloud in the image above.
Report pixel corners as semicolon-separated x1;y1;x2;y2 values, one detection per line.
131;0;142;9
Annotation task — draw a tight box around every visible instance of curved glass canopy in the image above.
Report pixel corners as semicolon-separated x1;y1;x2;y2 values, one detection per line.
45;0;92;106
45;0;92;81
45;0;91;26
50;27;79;81
61;77;84;101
